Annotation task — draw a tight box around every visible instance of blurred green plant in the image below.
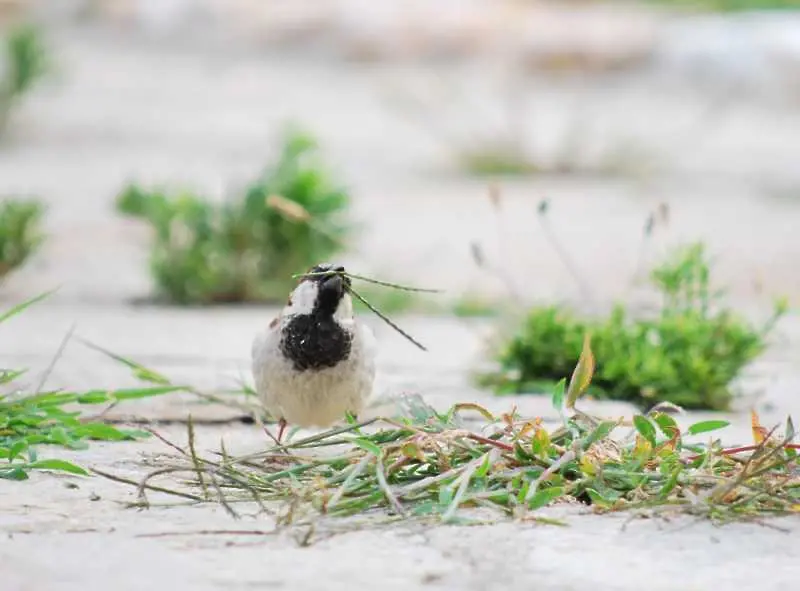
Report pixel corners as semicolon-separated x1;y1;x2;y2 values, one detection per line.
643;0;800;10
117;130;353;304
450;294;500;318
457;141;540;177
385;72;652;179
0;197;45;281
0;293;184;481
352;284;431;315
0;23;50;135
478;243;788;410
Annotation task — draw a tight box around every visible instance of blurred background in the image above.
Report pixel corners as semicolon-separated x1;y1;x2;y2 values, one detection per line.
0;0;798;305
1;0;800;414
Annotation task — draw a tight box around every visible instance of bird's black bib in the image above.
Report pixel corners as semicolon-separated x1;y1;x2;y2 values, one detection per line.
280;314;353;371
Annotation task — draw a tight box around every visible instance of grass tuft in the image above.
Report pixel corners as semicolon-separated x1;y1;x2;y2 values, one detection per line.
117;128;352;304
642;0;800;11
101;341;800;525
478;243;787;411
0;197;45;281
0;23;50;135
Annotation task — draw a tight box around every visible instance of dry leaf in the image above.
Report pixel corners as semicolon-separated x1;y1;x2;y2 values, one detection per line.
751;409;770;445
266;194;311;222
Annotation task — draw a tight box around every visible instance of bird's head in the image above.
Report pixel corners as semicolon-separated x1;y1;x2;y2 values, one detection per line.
283;263;353;321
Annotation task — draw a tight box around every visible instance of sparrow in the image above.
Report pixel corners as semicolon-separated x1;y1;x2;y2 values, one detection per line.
251;263;377;442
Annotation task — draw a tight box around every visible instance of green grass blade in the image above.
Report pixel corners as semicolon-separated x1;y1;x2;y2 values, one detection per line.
0;289;56;324
111;386;185;400
442;456;483;522
24;459;89;476
77;338;173;385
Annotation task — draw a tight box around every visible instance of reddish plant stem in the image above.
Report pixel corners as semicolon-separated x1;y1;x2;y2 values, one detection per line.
688;443;800;462
467;433;514;451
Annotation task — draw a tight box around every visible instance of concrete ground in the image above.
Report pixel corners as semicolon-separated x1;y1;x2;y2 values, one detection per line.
5;427;799;591
2;4;800;590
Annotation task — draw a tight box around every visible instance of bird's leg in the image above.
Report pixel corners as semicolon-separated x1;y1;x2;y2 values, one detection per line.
276;418;288;443
261;417;287;446
262;418;291;465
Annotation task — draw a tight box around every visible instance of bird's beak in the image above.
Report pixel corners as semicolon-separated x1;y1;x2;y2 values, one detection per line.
321;274;344;297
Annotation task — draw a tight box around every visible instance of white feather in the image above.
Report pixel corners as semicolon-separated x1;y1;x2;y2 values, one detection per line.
283;279;354;323
283;281;317;316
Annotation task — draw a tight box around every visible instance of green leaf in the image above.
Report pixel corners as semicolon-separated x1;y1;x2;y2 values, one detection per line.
134;367;172;386
0;467;29;480
585;487;618;508
583;420;617;449
550;379;566;412
651;412;680;439
0;368;27;385
514;441;535;463
25;459;89;475
351;438;382;457
516;478;530;504
658;466;682;499
8;440;27;461
111;386;184;400
72;423;131;441
474;452;492;479
48;426;71;446
633;415;658;447
527;486;564;510
21;391;79;407
438;485;454;507
117;428;151;440
451;402;495;422
76;391;112;404
565;333;595;409
530;426;551;457
410;501;439;516
687;420;730;436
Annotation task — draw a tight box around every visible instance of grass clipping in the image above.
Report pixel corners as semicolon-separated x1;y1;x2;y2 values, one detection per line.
125;337;800;524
